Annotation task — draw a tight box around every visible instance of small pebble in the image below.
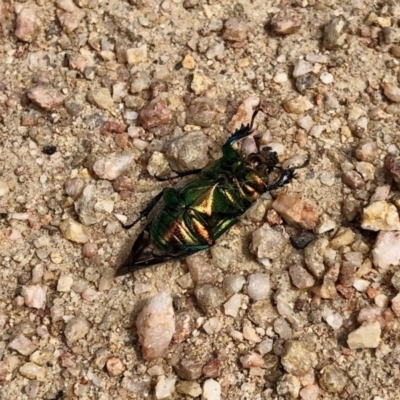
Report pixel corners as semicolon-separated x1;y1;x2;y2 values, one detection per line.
293;60;313;78
136;292;175;360
87;88;114;110
126;45;148;64
19;363;46;382
319;365;347;393
64;316;91;344
57;275;74;292
93;152;135;181
59;218;89;243
347;321;381;349
202;379;221;400
22;285;47;309
320;72;334;84
155;375;176;400
247;274;270;301
223;294;241;317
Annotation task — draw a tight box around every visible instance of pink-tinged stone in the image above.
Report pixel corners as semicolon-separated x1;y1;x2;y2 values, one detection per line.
136;292;175;360
22;285;47;309
15;8;39;42
370;185;390;202
8;334;37;356
57;10;85;33
272;192;319;230
372;231;400;270
27;85;65;111
139;99;172;129
391;293;400;316
93;152;135;180
300;384;319;400
239;352;264;368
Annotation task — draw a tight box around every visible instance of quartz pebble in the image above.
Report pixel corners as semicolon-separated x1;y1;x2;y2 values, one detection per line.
247;274;270;301
22;285;47;309
93;152;134;181
391;293;400;316
59;218;89;243
320;72;334;84
166;131;210;171
9;334;37;356
273;72;288;83
372;231;400;270
155;375;176;400
202;379;221;400
223;275;246;294
74;182;115;225
347;321;381;349
136;292;175;360
57;275;74;292
293;60;313;78
195;285;225;311
223;294;241;317
64;316;91;344
251;225;289;261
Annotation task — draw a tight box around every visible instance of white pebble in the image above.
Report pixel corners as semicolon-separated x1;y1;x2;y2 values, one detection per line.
374;294;389;308
202;379;221;400
223;294;242;317
273;72;288;83
57;275;74;292
353;279;370;292
247;274;270;301
320;72;334;84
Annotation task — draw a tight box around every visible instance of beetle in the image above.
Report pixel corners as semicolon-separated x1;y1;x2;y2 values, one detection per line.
116;108;308;276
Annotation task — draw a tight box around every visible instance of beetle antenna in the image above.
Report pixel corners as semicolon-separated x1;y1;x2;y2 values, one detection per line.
249;107;261;130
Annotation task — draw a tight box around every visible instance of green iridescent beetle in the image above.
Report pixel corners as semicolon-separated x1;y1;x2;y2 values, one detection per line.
116;108;307;276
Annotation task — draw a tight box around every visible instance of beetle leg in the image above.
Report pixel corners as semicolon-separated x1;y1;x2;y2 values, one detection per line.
154;168;203;182
226;107;262;146
264;168;296;191
123;190;164;229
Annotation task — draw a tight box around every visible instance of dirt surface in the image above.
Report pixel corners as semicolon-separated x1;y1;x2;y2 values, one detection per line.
1;0;400;399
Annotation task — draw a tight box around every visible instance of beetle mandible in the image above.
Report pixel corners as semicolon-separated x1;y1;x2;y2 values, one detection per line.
116;108;308;276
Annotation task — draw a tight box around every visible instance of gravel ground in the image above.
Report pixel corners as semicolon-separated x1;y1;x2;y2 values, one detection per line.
1;0;400;399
